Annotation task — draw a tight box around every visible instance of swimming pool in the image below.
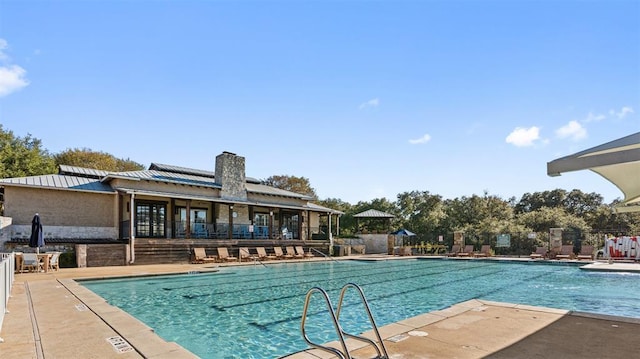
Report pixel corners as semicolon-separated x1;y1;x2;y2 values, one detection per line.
81;259;640;359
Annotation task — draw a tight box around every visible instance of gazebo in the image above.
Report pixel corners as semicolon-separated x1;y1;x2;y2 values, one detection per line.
353;209;395;234
547;132;640;213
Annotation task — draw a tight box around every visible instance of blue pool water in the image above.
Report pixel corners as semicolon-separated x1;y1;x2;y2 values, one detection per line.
81;259;640;359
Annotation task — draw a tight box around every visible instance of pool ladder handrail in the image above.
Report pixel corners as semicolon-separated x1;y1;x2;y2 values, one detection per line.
336;283;389;359
300;283;389;359
301;287;349;359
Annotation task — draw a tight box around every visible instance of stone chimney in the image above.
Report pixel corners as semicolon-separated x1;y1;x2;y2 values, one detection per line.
215;151;247;200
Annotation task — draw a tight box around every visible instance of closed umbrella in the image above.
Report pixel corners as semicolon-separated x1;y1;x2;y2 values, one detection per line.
29;213;44;253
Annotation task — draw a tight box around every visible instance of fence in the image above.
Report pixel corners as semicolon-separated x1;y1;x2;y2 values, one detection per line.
402;230;607;257
0;252;15;342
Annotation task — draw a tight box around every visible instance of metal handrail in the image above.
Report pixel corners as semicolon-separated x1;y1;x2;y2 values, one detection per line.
238;248;267;268
301;287;349;359
311;248;341;263
336;283;389;359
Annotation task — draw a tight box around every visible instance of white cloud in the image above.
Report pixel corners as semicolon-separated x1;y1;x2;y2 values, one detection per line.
609;106;634;119
584;112;606;123
555;120;587;141
0;38;29;97
505;126;540;147
359;98;379;109
408;133;431;144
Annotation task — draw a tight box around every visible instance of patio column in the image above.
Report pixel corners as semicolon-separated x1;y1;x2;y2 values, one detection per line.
129;192;135;264
228;204;234;239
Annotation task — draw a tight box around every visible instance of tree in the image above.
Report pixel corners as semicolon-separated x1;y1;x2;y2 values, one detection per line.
54;148;144;171
262;175;318;199
0;124;56;178
395;190;445;242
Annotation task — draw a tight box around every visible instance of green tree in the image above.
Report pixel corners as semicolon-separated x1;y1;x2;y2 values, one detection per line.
395;190;445;242
262;175;318;199
54;148;144;171
0;125;56;178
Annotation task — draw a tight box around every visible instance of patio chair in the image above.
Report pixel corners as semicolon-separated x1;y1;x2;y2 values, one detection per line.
295;246;314;259
577;245;595;260
457;245;474;257
217;247;237;262
474;245;491;258
256;247;277;260
447;244;461;257
555;245;574;260
274;246;292;259
21;253;42;273
192;248;217;264
287;246;304;259
48;252;61;271
239;247;258;261
530;246;547;259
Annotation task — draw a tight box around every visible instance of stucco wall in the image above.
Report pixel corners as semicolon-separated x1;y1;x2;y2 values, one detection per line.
3;187;116;226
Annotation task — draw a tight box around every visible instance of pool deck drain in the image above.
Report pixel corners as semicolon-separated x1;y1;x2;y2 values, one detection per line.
2;258;640;359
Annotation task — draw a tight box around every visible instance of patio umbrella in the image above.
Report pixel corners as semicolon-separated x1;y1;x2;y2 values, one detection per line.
29;213;44;253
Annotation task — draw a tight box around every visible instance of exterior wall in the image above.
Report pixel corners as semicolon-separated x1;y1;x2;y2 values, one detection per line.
0;216;12;249
356;234;389;254
215;152;247;200
3;186;116;226
10;224;117;240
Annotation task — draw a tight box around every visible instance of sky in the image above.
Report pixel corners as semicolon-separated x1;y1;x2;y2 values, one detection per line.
0;0;638;204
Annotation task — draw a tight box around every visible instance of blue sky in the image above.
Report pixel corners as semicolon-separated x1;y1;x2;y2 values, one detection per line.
1;1;638;204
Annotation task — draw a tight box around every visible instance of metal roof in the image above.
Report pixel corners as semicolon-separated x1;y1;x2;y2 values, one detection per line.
0;173;115;193
102;170;222;189
58;165;110;179
353;209;395;218
245;182;313;200
1;163;325;203
547;132;640;213
115;187;333;213
149;163;261;184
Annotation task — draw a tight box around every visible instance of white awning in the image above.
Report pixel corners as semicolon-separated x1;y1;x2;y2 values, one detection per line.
547;132;640;212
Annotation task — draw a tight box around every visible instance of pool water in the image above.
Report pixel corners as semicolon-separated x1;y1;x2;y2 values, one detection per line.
81;259;640;359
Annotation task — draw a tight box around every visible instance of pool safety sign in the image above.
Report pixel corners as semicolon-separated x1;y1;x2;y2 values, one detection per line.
496;234;511;248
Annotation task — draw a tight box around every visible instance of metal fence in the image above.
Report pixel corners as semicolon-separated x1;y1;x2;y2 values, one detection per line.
401;230;607;257
1;252;16;342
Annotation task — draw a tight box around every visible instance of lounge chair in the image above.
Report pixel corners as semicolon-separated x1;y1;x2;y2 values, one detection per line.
21;253;42;273
239;247;258;261
447;244;461;257
256;247;277;260
577;245;594;260
192;248;217;264
274;246;292;259
48;252;61;271
555;245;574;260
457;245;474;257
474;245;491;258
295;246;314;259
530;246;547;259
217;247;237;262
287;246;304;259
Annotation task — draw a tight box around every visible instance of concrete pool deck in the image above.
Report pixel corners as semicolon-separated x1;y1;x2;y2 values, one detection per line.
1;256;639;358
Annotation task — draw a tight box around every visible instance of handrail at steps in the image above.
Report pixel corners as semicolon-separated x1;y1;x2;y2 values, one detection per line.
336;283;389;359
301;287;349;359
238;248;268;268
310;248;341;263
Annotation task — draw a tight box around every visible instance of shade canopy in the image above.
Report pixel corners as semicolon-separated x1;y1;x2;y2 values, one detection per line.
392;229;417;236
547;132;640;212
